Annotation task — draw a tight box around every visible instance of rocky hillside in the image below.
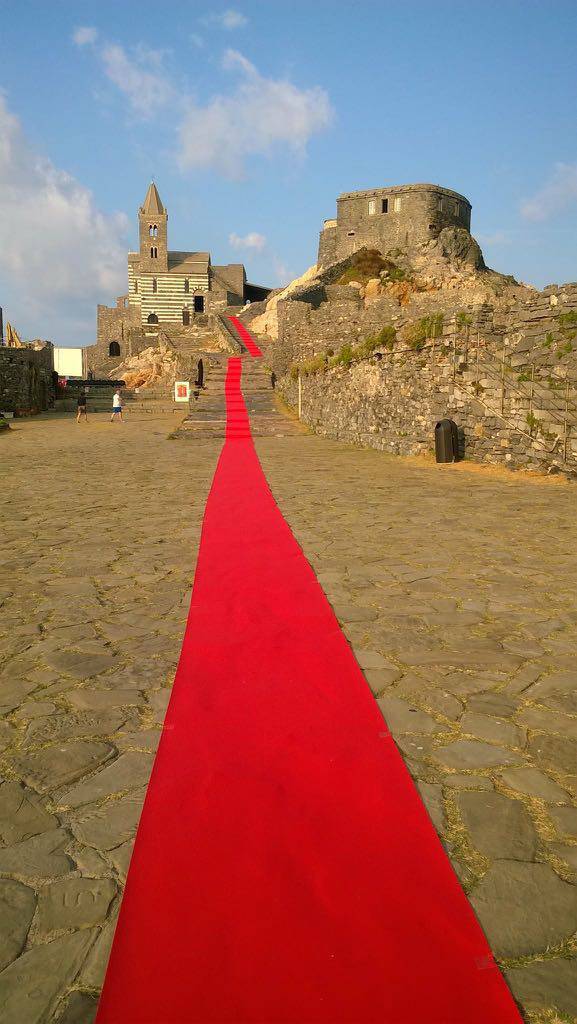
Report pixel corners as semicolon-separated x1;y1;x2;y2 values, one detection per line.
242;230;577;476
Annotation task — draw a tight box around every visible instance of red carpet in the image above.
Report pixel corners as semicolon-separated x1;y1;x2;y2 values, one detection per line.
228;315;263;356
96;350;522;1023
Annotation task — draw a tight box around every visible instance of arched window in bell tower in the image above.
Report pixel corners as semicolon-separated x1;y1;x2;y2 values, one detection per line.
150;246;158;259
149;225;158;237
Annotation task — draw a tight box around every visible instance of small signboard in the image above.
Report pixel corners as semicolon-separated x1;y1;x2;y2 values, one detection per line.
174;381;190;403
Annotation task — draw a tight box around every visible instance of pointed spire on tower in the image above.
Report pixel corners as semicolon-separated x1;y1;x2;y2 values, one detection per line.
141;181;164;215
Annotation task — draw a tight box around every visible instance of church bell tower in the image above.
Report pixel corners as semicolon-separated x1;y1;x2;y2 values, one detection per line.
139;182;168;273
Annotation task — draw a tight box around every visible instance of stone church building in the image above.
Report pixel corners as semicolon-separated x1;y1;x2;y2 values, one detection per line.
87;183;268;374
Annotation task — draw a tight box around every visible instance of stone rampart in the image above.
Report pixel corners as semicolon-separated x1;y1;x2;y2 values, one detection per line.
0;343;55;415
276;283;577;476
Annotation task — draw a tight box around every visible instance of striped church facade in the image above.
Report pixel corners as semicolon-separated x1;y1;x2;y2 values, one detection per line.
89;183;250;373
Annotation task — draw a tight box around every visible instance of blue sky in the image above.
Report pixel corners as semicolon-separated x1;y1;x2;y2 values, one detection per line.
1;0;577;345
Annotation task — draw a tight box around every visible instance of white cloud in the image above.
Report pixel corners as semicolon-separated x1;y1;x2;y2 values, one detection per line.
521;163;577;222
100;43;174;118
178;49;333;178
0;93;127;341
72;25;98;47
229;231;266;251
204;9;248;30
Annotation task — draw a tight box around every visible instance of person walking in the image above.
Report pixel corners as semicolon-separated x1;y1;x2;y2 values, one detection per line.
76;388;88;423
110;389;123;423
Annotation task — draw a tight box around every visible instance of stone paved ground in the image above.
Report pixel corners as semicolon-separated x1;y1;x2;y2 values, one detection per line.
1;360;577;1023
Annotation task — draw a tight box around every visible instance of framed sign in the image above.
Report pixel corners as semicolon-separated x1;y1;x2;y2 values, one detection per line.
174;381;190;402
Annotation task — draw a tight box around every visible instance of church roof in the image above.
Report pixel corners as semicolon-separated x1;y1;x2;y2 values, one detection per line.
168;251;210;274
141;182;164;215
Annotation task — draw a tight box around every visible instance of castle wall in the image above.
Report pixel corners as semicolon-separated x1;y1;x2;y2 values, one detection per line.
275;283;577;476
0;343;55;414
318;184;472;267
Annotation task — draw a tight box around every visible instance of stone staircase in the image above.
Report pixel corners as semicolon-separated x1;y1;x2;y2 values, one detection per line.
175;353;302;439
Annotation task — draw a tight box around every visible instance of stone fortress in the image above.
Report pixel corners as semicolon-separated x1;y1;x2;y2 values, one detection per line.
245;180;577;477
317;183;472;267
87;183;270;376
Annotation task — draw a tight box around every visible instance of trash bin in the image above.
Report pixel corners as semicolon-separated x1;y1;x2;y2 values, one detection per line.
435;418;461;463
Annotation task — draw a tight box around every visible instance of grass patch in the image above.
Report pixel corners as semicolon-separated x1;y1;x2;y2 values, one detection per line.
289;325;397;380
405;313;444;351
337;249;407;286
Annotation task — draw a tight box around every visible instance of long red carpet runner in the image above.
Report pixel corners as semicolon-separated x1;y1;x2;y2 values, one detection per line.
96;337;522;1022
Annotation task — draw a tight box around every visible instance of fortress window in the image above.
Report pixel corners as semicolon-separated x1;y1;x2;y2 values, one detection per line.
152;278;157;293
184;279;190;293
150;246;158;258
109;341;121;357
368;199;376;215
194;295;205;313
393;197;402;213
347;231;355;237
381;199;389;214
147;313;158;324
182;309;190;326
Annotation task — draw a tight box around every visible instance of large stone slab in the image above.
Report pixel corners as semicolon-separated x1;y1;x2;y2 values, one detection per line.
44;649;118;679
11;741;115;793
377;695;440;735
460;713;523;748
516;705;577;738
0;929;95;1024
416;782;446;835
0;879;37;971
499;767;570;804
58;752;154;809
0;829;72;880
66;689;144;711
0;781;59;845
525;670;577;701
23;710;126;747
458;791;537;861
528;734;577;774
72;790;146;851
470;861;577;957
467;692;518;718
506;958;577;1018
80;918;116;988
549;805;577;839
37;877;116;934
432;740;522;770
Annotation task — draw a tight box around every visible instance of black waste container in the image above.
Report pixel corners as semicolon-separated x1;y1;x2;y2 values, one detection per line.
435;418;460;463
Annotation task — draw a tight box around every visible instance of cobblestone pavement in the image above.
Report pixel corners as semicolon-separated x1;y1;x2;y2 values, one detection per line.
1;362;577;1023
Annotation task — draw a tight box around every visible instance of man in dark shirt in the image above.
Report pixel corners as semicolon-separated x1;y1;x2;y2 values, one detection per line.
76;389;88;423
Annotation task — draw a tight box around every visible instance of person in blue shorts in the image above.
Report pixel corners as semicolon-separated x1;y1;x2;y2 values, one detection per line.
110;389;123;422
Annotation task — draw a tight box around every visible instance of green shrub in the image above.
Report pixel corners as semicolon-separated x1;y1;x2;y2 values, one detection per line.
456;311;472;328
